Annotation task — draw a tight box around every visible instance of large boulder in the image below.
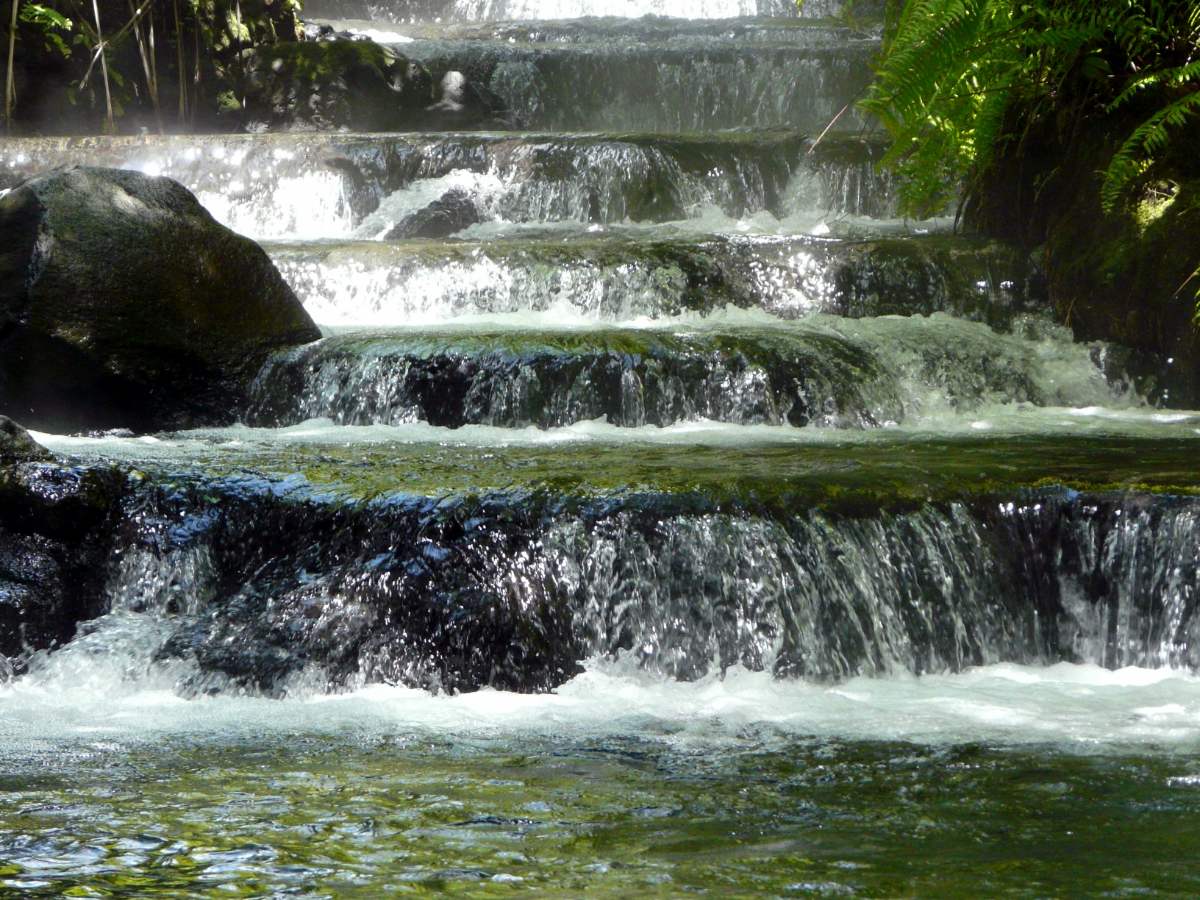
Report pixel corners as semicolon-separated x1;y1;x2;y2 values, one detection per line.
0;166;320;433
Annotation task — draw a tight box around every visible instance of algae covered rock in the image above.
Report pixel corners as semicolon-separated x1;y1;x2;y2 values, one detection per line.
0;166;320;433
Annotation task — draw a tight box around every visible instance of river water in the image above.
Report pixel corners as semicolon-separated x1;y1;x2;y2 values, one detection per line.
3;0;1200;894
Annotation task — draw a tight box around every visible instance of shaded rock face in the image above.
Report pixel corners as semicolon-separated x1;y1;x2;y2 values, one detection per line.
971;117;1200;406
239;40;502;132
423;71;507;131
382;189;482;239
0;167;320;433
0;460;125;671
0;417;50;465
1044;175;1200;407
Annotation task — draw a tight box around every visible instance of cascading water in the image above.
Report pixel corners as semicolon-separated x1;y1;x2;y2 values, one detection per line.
3;0;1200;894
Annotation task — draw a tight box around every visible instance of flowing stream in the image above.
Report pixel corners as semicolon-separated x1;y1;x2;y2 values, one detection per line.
3;0;1200;895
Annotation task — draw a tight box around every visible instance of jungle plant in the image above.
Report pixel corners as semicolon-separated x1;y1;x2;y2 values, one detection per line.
3;0;302;133
859;0;1200;317
860;0;1200;217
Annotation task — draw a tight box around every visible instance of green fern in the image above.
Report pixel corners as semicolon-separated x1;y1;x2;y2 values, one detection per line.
863;0;1200;321
864;0;1200;217
1103;89;1200;212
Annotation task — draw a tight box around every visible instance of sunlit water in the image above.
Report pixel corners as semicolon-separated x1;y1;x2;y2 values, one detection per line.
10;406;1200;893
302;0;850;22
3;5;1199;894
6;653;1200;894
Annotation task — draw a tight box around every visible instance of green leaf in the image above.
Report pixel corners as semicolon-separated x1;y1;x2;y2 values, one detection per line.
19;3;72;31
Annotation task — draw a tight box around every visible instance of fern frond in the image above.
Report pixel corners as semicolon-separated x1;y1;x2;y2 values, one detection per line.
1110;59;1200;112
1102;89;1200;211
863;0;1200;219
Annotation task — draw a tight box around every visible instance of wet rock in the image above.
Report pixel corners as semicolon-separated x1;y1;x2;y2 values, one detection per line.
826;238;1046;328
300;21;351;42
0;417;50;465
0;462;126;667
0;166;320;433
382;189;482;239
142;486;585;696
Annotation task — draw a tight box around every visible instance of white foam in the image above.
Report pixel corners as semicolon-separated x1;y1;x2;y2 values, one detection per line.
347;27;414;43
353;170;505;240
28;397;1200;463
4;642;1200;752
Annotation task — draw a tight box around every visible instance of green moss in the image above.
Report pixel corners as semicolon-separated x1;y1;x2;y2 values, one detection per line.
1135;181;1179;232
49;434;1200;516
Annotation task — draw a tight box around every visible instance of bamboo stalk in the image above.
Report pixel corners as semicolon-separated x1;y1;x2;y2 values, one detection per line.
77;0;155;91
4;0;17;133
173;0;187;123
147;5;160;131
91;0;114;132
192;7;199;103
234;0;244;107
128;0;161;131
189;6;203;129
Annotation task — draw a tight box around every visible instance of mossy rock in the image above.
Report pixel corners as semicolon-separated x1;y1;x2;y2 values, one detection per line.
1043;174;1200;406
0;166;320;433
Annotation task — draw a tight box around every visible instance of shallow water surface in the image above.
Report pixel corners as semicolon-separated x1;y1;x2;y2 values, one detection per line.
4;664;1200;895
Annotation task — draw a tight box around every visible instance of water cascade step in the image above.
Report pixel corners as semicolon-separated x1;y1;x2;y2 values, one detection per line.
0;132;892;240
23;429;1200;695
246;316;1124;429
267;234;1042;326
376;20;879;131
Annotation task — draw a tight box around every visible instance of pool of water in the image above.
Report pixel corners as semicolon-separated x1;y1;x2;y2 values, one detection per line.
4;662;1200;895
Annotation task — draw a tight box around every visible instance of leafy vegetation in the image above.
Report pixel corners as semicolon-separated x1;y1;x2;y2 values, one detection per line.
3;0;302;133
860;0;1200;322
860;1;1200;217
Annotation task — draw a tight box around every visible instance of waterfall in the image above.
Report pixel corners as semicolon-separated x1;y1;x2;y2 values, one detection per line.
17;463;1195;695
4;0;1200;890
0;0;1195;705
